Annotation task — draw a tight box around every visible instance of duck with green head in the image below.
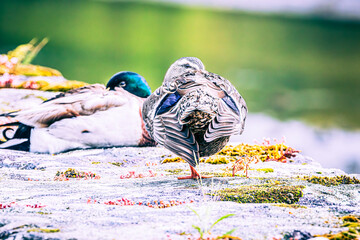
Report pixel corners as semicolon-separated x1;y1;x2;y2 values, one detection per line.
0;71;156;153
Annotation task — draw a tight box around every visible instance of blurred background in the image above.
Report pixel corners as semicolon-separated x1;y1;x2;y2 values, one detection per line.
0;0;359;173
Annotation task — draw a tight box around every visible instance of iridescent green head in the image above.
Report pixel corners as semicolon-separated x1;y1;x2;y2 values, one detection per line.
106;71;151;98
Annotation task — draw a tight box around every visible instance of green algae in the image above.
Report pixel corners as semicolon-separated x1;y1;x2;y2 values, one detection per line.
214;185;305;204
302;175;360;187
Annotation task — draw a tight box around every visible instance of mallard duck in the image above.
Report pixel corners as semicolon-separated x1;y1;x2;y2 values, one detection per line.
142;57;247;179
0;71;156;153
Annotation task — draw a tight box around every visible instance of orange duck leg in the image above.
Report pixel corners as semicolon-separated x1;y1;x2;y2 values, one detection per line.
178;165;213;180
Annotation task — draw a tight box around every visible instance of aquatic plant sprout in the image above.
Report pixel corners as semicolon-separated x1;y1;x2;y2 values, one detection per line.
188;206;236;239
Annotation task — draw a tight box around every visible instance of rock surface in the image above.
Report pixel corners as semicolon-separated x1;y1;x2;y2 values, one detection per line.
0;88;359;240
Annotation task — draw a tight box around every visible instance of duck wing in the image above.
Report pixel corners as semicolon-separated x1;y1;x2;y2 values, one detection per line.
2;84;129;128
153;108;199;167
203;71;248;142
142;80;200;167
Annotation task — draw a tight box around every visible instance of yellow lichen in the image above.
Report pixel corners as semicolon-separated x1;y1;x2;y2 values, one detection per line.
27;228;60;233
110;162;123;167
218;143;299;163
202;155;231;164
255;168;274;173
272;203;307;209
162;157;185;164
164;169;186;174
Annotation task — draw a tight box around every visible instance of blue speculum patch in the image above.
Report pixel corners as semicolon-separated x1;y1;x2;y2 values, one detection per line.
155;92;182;115
222;94;240;115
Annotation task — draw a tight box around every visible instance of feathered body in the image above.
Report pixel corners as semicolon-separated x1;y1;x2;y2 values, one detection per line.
0;71;155;153
142;57;247;178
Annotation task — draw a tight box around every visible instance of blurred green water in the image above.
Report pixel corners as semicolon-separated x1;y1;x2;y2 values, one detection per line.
0;0;359;129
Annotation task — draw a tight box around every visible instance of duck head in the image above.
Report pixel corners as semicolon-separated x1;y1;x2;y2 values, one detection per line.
107;71;151;98
163;57;205;83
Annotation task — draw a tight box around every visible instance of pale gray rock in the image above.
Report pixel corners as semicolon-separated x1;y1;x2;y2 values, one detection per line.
0;88;359;240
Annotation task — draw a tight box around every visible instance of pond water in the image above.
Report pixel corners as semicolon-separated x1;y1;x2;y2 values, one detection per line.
0;0;359;172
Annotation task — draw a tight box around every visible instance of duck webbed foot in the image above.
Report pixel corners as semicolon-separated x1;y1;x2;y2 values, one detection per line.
178;165;213;180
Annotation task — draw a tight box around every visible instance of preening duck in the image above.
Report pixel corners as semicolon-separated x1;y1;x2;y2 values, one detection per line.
0;71;156;153
142;57;247;179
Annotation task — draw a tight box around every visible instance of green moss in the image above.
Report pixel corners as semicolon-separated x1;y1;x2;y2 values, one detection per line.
164;169;185;174
315;215;360;240
91;161;101;164
36;211;52;215
272;203;307;209
110;162;123;167
55;168;98;179
255;168;274;173
302;175;360;187
214;185;304;204
27;228;60;233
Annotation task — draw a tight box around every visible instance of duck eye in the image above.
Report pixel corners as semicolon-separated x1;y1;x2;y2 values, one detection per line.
182;63;191;68
119;81;126;87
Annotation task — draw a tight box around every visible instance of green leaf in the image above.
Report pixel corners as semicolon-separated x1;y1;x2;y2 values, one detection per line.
192;225;203;238
218;228;236;239
209;213;235;231
22;38;49;65
187;206;202;222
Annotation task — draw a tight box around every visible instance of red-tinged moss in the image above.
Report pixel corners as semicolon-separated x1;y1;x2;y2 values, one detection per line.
160;143;298;166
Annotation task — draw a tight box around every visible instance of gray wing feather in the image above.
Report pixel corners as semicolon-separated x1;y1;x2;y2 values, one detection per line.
204;91;247;142
153;109;199;167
